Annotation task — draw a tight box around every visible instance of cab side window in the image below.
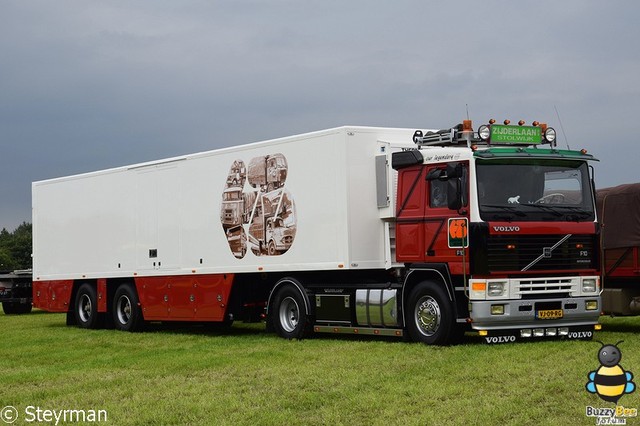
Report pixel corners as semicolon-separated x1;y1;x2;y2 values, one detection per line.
430;178;448;208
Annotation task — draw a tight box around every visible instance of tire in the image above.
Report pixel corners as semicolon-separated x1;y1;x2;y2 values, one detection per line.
74;283;99;329
268;240;278;256
17;302;33;314
2;301;31;314
113;283;144;332
271;283;311;340
406;281;455;345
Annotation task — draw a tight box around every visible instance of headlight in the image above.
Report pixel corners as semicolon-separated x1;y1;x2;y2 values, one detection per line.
582;278;597;293
488;281;507;297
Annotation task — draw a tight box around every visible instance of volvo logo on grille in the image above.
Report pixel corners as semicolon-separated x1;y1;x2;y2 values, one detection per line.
493;226;520;232
521;234;573;271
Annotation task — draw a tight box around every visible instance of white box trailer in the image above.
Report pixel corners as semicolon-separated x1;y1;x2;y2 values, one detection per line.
33;126;427;338
33;126;412;279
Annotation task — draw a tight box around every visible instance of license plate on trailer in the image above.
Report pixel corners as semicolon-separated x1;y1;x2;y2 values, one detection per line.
537;309;563;319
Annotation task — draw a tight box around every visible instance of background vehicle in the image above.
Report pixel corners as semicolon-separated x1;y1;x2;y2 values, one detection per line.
597;183;640;315
32;121;601;344
0;269;33;314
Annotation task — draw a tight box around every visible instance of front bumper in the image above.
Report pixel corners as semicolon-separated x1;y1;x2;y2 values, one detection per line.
470;296;601;331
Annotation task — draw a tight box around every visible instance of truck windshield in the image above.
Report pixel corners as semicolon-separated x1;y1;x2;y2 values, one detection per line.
476;159;595;222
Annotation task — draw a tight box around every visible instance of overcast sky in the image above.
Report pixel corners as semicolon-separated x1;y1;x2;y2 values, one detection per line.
2;1;639;231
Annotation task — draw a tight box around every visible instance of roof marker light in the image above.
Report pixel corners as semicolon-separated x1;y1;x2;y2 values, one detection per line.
518;120;525;126
489;119;496;124
503;119;511;125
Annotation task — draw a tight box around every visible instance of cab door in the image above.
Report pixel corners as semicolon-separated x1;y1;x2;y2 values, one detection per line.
423;162;470;272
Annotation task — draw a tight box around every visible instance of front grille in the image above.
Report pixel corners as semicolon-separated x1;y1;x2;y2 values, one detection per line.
486;234;595;272
515;277;577;298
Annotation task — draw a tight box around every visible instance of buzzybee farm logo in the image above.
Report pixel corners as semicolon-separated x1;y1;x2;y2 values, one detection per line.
220;154;297;259
585;341;637;424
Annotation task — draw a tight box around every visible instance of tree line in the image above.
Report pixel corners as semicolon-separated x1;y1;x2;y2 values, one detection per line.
0;222;32;271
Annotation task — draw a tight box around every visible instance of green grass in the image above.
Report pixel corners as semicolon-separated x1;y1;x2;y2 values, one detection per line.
1;312;640;425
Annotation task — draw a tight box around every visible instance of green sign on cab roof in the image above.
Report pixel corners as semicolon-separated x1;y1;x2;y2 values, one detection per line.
490;124;541;145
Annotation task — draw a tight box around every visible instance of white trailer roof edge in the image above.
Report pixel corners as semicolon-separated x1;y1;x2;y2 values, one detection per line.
32;125;421;186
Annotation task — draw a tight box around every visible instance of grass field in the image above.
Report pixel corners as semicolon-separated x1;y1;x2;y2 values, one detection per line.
1;311;640;425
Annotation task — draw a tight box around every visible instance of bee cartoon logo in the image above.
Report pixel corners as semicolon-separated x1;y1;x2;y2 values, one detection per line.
586;341;636;403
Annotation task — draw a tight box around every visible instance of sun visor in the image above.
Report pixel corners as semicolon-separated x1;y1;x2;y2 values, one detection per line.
391;150;423;170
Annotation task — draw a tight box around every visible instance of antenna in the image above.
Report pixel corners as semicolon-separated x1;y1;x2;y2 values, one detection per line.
554;105;570;150
465;104;470;120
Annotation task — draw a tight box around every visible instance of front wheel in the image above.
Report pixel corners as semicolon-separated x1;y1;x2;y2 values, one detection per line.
113;284;144;332
406;281;455;345
271;283;312;339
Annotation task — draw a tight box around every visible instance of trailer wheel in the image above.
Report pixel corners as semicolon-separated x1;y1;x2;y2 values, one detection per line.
406;281;454;345
113;284;143;332
2;301;32;315
74;283;99;328
271;284;311;339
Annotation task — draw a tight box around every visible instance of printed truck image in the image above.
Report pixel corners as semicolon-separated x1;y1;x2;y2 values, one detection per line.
597;183;640;315
32;121;601;344
248;154;288;192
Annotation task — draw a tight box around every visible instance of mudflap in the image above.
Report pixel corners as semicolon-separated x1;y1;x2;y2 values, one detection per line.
480;325;596;344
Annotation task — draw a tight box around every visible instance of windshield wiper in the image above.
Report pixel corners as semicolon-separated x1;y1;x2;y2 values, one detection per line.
519;204;563;217
549;206;594;221
522;204;595;221
481;204;526;216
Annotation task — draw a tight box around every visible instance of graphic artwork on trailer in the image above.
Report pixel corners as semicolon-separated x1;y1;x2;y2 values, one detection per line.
220;154;297;259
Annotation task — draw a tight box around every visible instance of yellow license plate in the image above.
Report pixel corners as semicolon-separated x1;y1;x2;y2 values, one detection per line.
537;309;563;319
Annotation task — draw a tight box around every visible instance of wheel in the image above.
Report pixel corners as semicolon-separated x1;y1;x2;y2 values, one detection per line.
271;283;311;339
17;302;32;314
2;301;31;314
113;283;144;332
74;283;99;328
406;281;455;345
268;240;278;256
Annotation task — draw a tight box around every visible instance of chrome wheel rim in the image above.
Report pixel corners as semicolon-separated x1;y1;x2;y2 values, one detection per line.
415;296;441;337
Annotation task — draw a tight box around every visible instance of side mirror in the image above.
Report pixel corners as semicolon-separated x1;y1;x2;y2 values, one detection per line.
446;162;463;179
447;179;462;210
426;168;444;181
